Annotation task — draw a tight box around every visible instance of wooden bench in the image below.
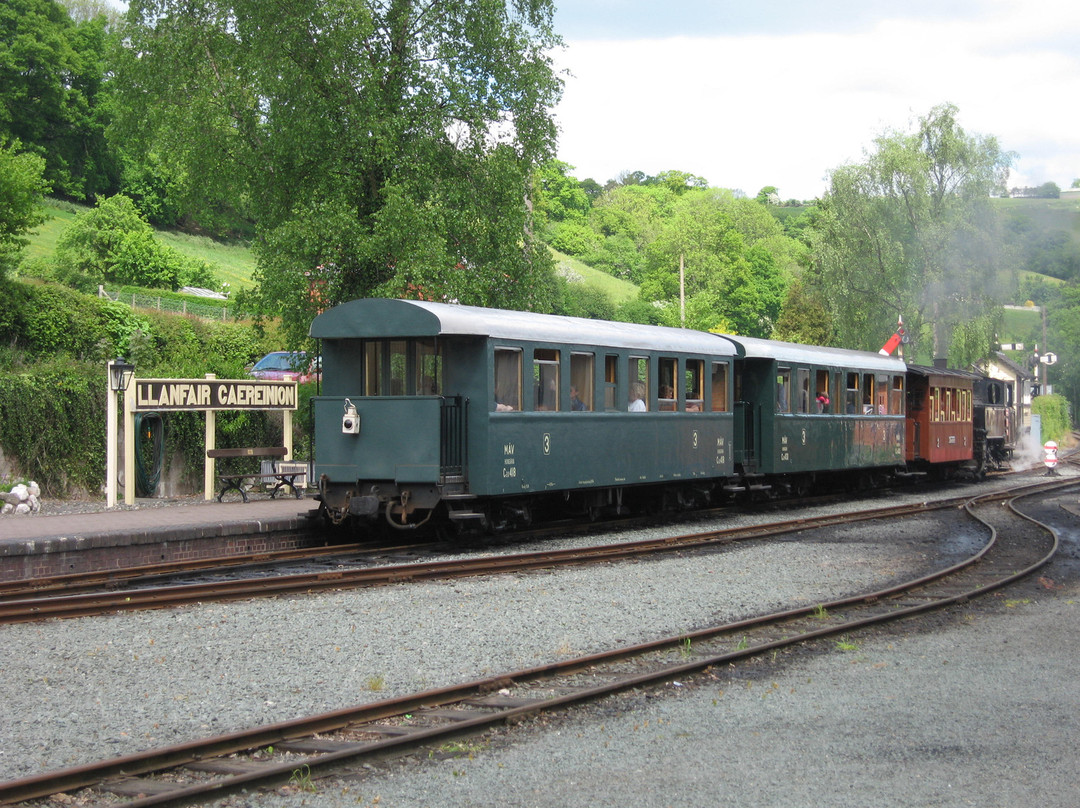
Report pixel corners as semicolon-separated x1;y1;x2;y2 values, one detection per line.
206;446;304;502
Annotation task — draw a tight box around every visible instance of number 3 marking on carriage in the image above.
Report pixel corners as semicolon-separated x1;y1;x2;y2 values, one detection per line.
692;430;699;449
543;433;551;455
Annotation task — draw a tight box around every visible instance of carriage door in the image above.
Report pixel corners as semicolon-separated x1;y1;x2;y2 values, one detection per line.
732;364;759;472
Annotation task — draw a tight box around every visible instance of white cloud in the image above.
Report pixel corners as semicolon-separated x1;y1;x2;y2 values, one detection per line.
553;2;1080;198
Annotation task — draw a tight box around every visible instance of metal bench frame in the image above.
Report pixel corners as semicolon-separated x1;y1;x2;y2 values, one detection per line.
205;446;304;502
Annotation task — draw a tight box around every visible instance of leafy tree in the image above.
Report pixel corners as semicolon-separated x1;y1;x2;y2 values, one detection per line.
579;232;644;281
0;142;50;278
54;194;218;290
772;278;837;345
113;0;564;345
0;0;118;199
1045;284;1080;416
532;160;592;228
947;308;1002;368
809;103;1013;358
641;189;792;337
755;186;779;205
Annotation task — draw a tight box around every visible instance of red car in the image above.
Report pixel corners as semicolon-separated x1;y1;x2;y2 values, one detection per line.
247;351;321;383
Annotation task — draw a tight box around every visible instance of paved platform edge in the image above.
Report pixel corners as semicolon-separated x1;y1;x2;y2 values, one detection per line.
0;505;320;558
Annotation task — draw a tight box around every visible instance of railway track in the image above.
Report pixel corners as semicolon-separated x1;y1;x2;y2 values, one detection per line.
1;475;1073;807
0;482;1030;624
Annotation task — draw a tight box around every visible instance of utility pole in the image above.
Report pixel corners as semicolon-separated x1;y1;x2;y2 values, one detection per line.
679;253;685;327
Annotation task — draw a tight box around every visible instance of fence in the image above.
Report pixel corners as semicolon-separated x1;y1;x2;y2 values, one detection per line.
99;286;232;321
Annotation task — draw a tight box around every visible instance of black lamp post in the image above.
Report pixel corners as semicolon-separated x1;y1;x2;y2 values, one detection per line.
109;357;136;393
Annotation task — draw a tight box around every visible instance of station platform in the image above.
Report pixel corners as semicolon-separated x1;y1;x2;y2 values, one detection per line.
0;496;321;582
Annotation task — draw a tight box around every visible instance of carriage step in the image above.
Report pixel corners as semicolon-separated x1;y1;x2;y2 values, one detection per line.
447;511;485;522
722;483;772;493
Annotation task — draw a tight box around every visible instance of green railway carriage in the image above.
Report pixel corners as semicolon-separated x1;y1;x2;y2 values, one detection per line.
309;299;739;529
726;336;907;485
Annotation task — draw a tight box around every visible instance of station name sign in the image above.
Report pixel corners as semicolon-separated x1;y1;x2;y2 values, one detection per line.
134;379;298;412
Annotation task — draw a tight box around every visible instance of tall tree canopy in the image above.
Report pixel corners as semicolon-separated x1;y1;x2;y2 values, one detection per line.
809;103;1013;359
113;0;564;343
0;143;50;279
637;189;799;336
0;0;117;199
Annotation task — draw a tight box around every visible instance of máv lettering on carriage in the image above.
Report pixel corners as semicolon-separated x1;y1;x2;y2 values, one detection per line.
134;379;298;411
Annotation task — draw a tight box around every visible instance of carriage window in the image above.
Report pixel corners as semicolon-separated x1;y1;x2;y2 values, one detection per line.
875;373;888;415
776;367;791;413
890;376;904;415
629;356;649;411
604;355;618;411
570;352;594;411
389;340;407;396
815;369;831;413
845;373;859;414
931;387;940;421
494;348;521;412
711;362;729;412
685;359;704;412
534;349;560;411
659;357;677;411
416;339;441;395
364;339;438;395
862;373;876;414
364;342;382;396
796;368;811;414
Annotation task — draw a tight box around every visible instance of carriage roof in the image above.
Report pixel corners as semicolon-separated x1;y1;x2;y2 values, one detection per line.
311;298;740;356
725;334;907;373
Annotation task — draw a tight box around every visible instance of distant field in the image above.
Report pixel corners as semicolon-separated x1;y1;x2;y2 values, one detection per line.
23;199;82;263
25;199;257;290
24;201;638;303
154;230;256;291
550;249;638;304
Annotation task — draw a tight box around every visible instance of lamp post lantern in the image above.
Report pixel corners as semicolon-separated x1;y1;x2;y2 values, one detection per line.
106;357;135;508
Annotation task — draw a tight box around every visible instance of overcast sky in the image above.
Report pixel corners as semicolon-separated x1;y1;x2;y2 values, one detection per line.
551;0;1080;199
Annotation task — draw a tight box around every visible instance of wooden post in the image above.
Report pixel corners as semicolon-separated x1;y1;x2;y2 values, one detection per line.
123;380;136;506
106;361;118;508
204;373;217;500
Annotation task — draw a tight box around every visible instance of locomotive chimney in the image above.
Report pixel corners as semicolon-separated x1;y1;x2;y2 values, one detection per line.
933;357;948;369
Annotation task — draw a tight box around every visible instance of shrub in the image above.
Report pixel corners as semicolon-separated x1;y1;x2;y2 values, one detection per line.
1032;393;1071;443
53;194;219;291
0;282;148;361
0;360;106;496
0;280;286;497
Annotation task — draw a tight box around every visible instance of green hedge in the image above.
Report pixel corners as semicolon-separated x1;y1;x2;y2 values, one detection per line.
0;361;107;496
0;280;294;497
1032;393;1071;443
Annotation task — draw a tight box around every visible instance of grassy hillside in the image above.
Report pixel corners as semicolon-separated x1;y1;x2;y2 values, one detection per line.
27;199;258;290
550;248;638;304
22;200;640;304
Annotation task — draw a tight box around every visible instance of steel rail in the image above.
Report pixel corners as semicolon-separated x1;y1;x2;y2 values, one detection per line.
0;477;1073;806
0;489;1014;624
0;476;1068;624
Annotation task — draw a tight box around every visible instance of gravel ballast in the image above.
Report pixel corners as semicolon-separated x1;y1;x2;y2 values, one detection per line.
1;472;1078;807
